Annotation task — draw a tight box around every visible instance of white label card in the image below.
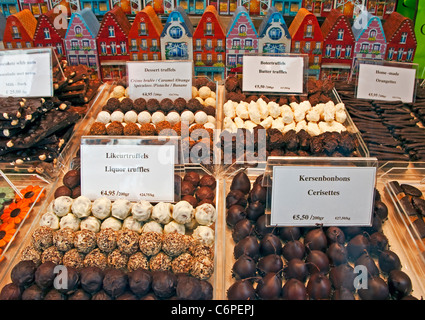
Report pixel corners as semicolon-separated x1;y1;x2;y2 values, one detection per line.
80;143;175;202
271;166;376;226
0;50;53;97
357;63;416;103
127;61;192;100
242;55;304;93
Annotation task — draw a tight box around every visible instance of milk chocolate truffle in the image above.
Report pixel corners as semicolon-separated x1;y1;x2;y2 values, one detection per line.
181;181;196;196
31;226;54;251
54;185;72;198
74;229;97;254
139;231;163;256
56;266;79;294
20;246;42;267
182;195;198;207
108;249;129;270
11;260;36;287
152;270;177;299
195;186;215;202
53;227;75;252
89;122;107;135
146;98;160;112
44;289;65;300
184;171;200;187
80;266;104;294
22;284;44;300
84;248;108;270
128;268;152;297
63;170;80;189
127;252;149;271
35;261;57;289
149;252;172;271
199;174;216;190
62;248;84;269
106;121;124;135
41;246;63;264
123;122;140;136
103;268;128;298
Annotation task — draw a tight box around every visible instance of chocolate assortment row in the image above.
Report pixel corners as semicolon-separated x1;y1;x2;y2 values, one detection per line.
225;171;418;300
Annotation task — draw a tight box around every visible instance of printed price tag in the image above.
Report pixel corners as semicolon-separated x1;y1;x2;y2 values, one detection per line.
80;141;175;202
127;60;192;100
270;166;376;226
242;55;305;94
0;48;53;98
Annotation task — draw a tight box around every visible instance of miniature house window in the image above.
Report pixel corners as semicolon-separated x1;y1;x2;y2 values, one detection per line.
88;55;97;67
217;39;223;49
71;40;79;50
345;45;352;58
205;22;213;35
406;48;413;62
12;26;20;39
239;25;246;36
16;42;22;49
143;53;148;60
56;43;63;55
152;39;158;48
268;27;282;41
100;42;107;54
315;42;321;50
131;39;137;50
120;42;127;54
75;26;82;35
139;22;147;35
397;48;404;61
195;39;202;50
336;45;342;58
153;53;159;60
109;26;115;37
325;44;332;57
237;55;243;65
232;39;240;48
6;43;12;49
82;40;89;49
294;41;300;52
141;39;147;49
388;47;394;60
25;42;31;48
369;29;376;40
206;39;212;49
169;26;183;39
304;41;311;51
132;53;138;60
217;54;222;62
400;32;407;44
313;56;319;65
43;28;51;40
207;53;212;62
111;42;117;54
245;39;252;48
361;43;369;52
69;55;77;65
196;53;202;61
305;25;313;38
372;43;380;53
337;28;344;41
78;55;87;65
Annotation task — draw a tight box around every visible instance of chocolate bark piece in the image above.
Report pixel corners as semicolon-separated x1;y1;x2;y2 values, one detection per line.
0;97;25;120
401;184;423;198
399;196;417;216
410;218;425;239
412;197;425;216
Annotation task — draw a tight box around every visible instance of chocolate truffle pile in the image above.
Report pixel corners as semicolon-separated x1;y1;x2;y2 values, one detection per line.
0;261;213;300
225;171;417;300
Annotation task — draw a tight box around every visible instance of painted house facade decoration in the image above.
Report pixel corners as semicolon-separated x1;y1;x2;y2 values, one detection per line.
144;0;174;14
366;0;397;20
320;8;355;80
351;10;386;70
0;12;7;49
383;11;416;63
160;6;194;61
271;0;302;16
176;0;206;14
49;0;80;15
0;0;19;17
258;6;291;54
128;5;162;61
239;0;270;15
96;6;131;80
193;5;226;80
226;6;258;75
79;0;110;15
19;0;49;16
303;0;334;17
334;0;365;18
288;7;323;79
64;8;100;77
3;8;36;49
212;0;237;15
111;0;142;14
33;8;66;58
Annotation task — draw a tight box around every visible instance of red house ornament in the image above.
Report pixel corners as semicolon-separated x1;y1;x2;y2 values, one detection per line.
33;8;66;58
3;9;37;49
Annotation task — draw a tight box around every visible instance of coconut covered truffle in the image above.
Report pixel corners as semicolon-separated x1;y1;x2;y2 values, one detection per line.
96;228;117;253
31;226;54;251
74;229;97;254
138;232;162;256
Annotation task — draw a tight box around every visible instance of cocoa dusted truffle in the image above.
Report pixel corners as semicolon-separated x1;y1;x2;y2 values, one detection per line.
102;268;128;298
11;260;36;287
123;122;140;136
146;98;160;112
35;261;57;289
106;121;124;135
152;270;177;299
89;122;107;135
225;76;239;92
173;97;187;113
31;226;54;251
80;266;104;294
128;268;152;297
0;283;22;300
187;98;202;112
199;174;216;190
105;97;121;112
184;171;200;187
181;181;196;196
196;186;215;202
133;97;147;112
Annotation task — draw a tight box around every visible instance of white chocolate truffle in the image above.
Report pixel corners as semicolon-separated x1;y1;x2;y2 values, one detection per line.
194;111;208;125
198;86;212;99
124;110;138;123
268;102;281;119
234;117;245;129
244;120;257;131
172;200;194;224
166;111;181;126
283;122;296;133
80;216;101;233
295;120;308;132
164;221;185;235
142;221;163;233
271;118;285;131
207;115;216;125
53;196;73;217
96;111;111;124
248;101;261;124
289;102;299;112
236;103;249;119
194;203;216;226
91;197;112;220
256;98;269;119
307;121;321;136
319;121;346;133
335;110;347;124
181;110;195;124
335;103;345;112
59;213;81;231
112;86;126;98
281;109;294;124
71;196;92;219
40;212;60;230
204;97;216;107
306;109;320;123
101;217;122;231
260;116;273;130
223;100;236;118
294;108;306;122
192;226;215;246
223;117;237;132
151;111;165;124
122;216;143;233
151;202;172;224
111;199;132;220
204;122;215;130
110;110;124;122
137;111;151;124
131;200;152;222
192;86;198;98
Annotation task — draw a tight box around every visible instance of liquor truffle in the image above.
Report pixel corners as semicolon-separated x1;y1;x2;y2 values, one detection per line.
96;228;117;253
122;216;143;233
106;121;124;135
111;199;132;220
195;203;216;226
31;226;54;251
74;229;97;254
172;200;194;224
127;252;149;271
89;122;107;135
192;226;215;246
59;213;81;231
71;195;92;218
149;252;172;271
80;266;104;294
141;221;163;233
39;212;60;230
139;231;163;256
63;170;80;190
80;216;101;233
107;249;129;270
84;248;108;270
54;185;72;199
103;268;128;298
151;202;172;224
53;227;75;252
123;122;140;136
131;200;152;222
62;248;84;269
117;229;140;255
11;260;36;287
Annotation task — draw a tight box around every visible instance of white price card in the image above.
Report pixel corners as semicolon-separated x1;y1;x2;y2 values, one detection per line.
242;55;304;93
270;166;376;226
0;49;53;97
80;143;175;202
127;60;193;100
356;63;416;103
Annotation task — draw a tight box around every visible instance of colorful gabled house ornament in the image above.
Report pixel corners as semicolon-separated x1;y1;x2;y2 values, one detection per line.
383;10;416;63
144;0;175;14
18;0;50;16
193;5;226;80
366;0;397;20
225;6;258;76
239;0;271;16
160;6;194;61
320;8;355;80
128;5;163;61
0;0;20;17
288;7;323;79
3;8;37;49
79;0;111;15
211;0;238;15
270;0;302;16
257;6;291;54
303;0;334;17
334;0;366;18
176;0;207;14
64;8;101;77
110;0;142;14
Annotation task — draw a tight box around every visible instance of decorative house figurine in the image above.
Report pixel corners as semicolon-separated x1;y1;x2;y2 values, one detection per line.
176;0;207;14
271;0;302;16
110;0;142;14
239;0;270;15
96;6;131;80
49;0;80;15
351;10;386;71
144;0;175;14
334;0;366;18
257;6;291;54
288;7;324;79
79;0;111;15
160;6;194;61
225;6;258;76
303;0;334;17
0;0;20;17
33;7;66;58
193;4;226;80
129;5;163;61
0;12;7;49
320;8;355;80
366;0;397;20
3;9;37;49
18;0;49;16
211;0;237;15
383;11;416;63
64;8;100;77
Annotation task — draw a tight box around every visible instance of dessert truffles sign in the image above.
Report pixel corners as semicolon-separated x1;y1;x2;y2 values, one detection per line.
80;141;175;202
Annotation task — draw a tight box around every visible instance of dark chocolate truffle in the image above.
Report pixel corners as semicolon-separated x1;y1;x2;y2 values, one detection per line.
11;260;37;287
195;186;215;201
63;170;80;189
176;275;203;300
35;261;57;289
44;289;65;300
151;270;177;299
181;181;196;196
22;284;44;300
0;283;22;300
199;174;216;190
103;268;128;298
54;185;72;198
133;98;147;112
80;266;104;294
146;98;160;112
128;268;152;297
56;266;79;294
91;289;112;300
184;172;200;187
68;289;91;300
